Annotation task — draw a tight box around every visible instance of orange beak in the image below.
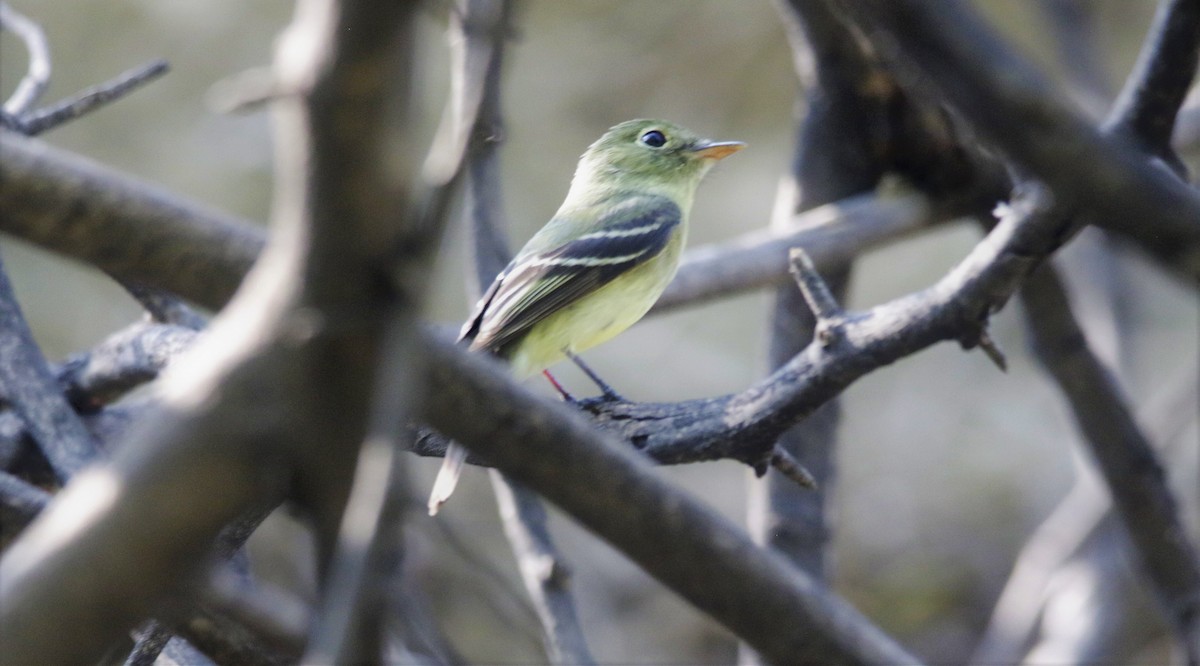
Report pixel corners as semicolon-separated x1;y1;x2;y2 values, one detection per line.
689;139;746;161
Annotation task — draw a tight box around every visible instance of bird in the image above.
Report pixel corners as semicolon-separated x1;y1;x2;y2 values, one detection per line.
428;119;744;515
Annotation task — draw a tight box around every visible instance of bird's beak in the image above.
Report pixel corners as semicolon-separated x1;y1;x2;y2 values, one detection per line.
689;140;746;161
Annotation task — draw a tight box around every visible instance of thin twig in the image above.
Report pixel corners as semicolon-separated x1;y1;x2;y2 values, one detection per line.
118;283;208;331
0;2;50;116
975;329;1008;372
768;446;818;491
788;247;843;323
14;60;169;136
490;474;596;665
124;623;172;666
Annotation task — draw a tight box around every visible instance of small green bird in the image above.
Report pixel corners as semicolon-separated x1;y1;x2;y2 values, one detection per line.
429;119;744;514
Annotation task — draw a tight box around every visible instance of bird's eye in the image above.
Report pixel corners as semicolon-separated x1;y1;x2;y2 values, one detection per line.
639;130;667;148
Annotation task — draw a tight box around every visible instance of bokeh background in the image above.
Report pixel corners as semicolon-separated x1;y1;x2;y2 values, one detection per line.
2;1;1196;663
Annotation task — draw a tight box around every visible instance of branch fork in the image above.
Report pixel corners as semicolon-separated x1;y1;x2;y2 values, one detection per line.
788;247;845;347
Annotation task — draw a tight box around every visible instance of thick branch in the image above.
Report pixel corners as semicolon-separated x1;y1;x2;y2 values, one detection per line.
490;474;595;665
831;0;1200;283
419;332;919;665
0;133;264;311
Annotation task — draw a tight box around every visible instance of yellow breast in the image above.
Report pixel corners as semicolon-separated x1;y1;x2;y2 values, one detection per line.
506;228;684;379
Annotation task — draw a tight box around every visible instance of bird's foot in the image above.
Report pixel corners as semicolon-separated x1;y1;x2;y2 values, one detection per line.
566;352;625;402
542;369;576;403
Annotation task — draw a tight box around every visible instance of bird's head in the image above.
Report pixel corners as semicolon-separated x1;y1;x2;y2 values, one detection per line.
569;119;744;202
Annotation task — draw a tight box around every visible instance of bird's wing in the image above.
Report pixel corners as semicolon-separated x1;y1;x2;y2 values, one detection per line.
462;195;682;354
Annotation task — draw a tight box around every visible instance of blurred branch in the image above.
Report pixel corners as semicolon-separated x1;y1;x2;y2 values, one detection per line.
0;2;167;136
57;323;198;411
118;283;208;331
1105;0;1200;161
1041;0;1114;113
972;367;1200;665
1019;265;1200;661
302;316;414;665
448;1;596;661
654;192;938;314
0;133;264;311
0;470;49;540
460;0;515;289
829;0;1200;285
490;474;594;665
201;573;310;661
0;0;422;659
0;254;99;480
5;60;170;136
0;2;50;116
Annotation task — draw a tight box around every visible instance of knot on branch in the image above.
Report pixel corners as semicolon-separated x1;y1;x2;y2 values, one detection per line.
533;552;572;589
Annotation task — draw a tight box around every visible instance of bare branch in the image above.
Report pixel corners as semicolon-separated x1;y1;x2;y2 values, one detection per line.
420;332;920;665
490;187;1064;469
0;470;49;539
490;474;595;665
0;255;99;479
1105;0;1200;158
656;193;938;313
57;323;198;410
788;247;843;323
831;0;1200;283
1020;264;1200;660
118;283;208;331
14;60;169;136
0;2;51;116
125;623;173;666
768;446;818;490
972;366;1199;664
0;133;264;311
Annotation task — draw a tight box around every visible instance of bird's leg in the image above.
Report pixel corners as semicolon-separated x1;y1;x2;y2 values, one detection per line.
566;351;625;401
542;369;575;402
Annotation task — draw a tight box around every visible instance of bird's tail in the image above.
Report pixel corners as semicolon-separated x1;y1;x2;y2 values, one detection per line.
428;443;468;516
